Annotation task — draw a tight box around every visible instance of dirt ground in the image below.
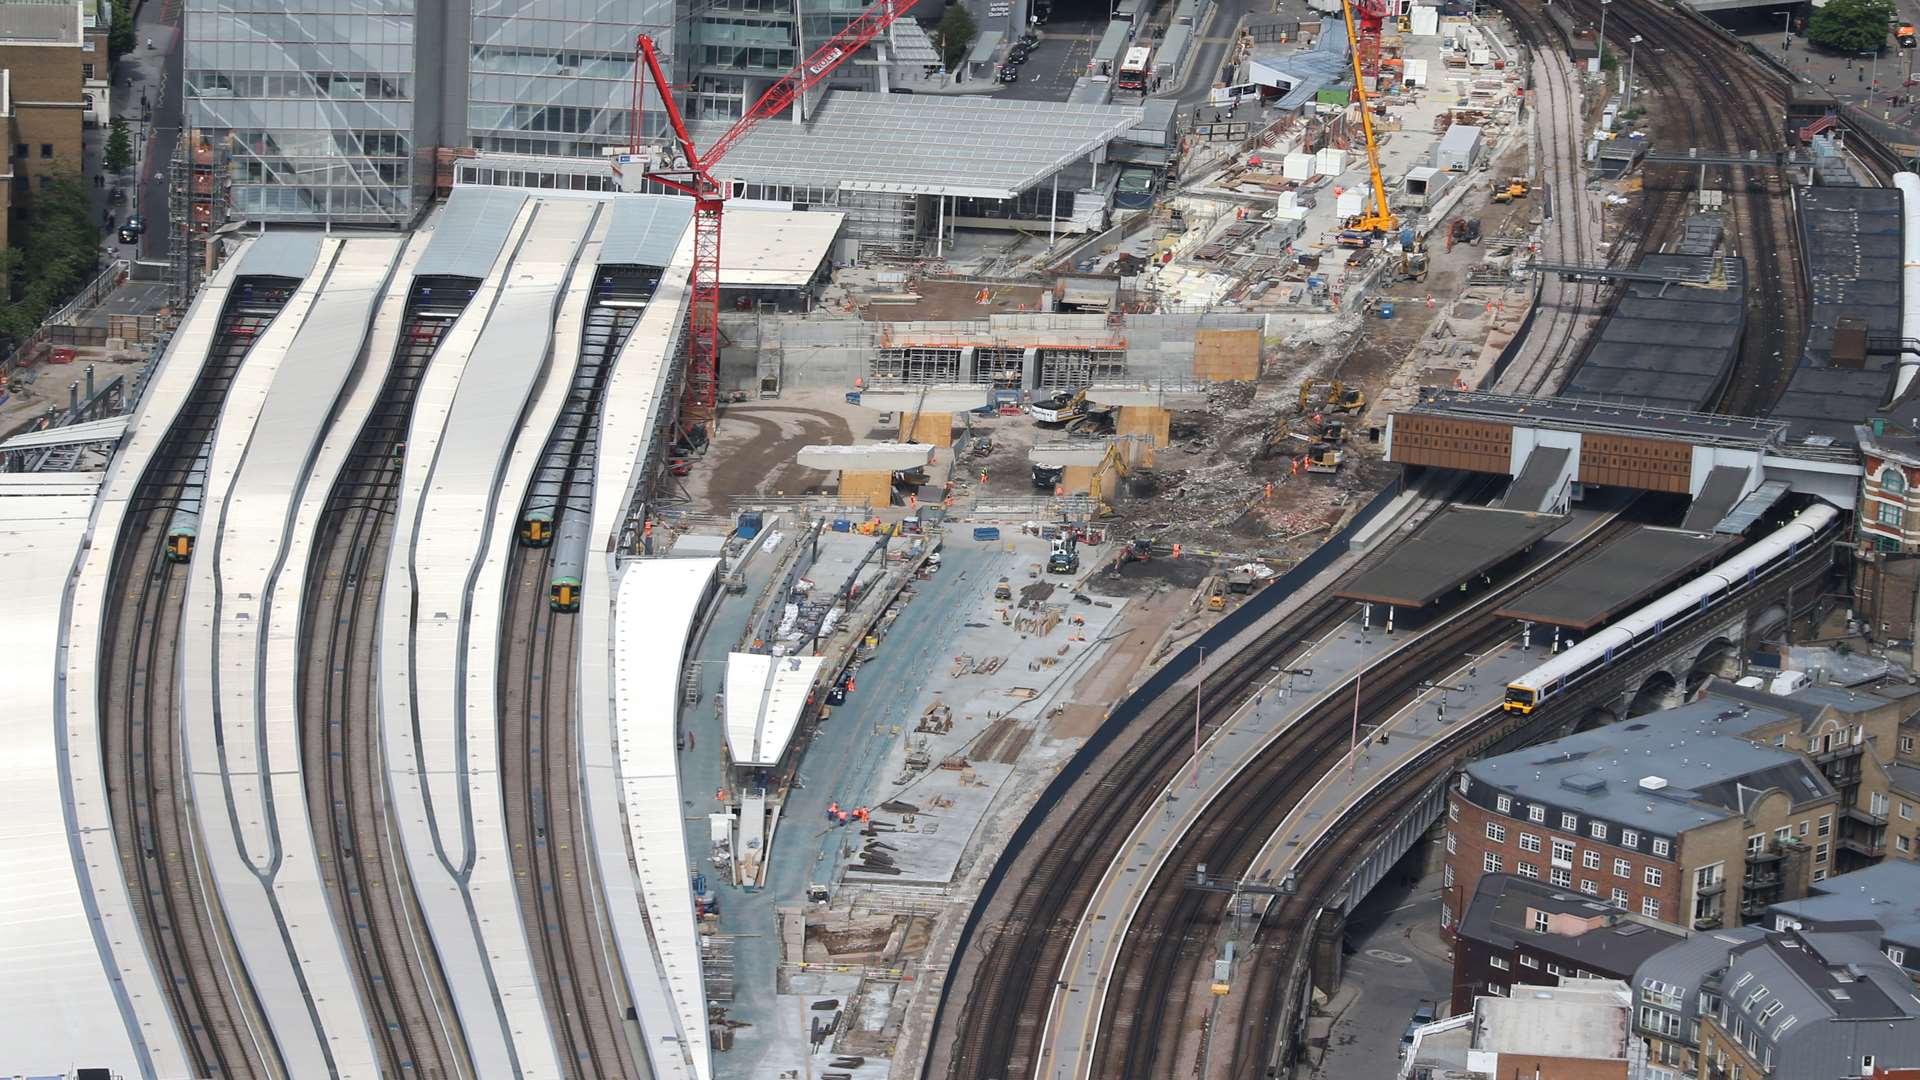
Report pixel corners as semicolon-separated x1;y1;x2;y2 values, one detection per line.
0;352;146;439
689;396;864;514
1049;586;1191;739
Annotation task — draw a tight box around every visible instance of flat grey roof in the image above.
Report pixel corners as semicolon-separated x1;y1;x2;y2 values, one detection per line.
1334;506;1565;607
1407;388;1785;447
1559;255;1746;413
601;195;694;268
1495;527;1735;630
696;92;1144;200
968;28;1004;65
235;230;323;281
1800;171;1903;370
1504;445;1569;512
1465;695;1834;836
0;0;79;43
1770;366;1891;446
1772;861;1920;952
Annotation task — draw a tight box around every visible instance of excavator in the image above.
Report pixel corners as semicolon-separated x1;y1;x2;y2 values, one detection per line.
1490;176;1531;204
1298;378;1366;414
1337;0;1396;239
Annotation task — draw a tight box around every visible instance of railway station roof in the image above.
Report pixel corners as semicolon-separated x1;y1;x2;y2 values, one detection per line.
1558;254;1746;413
1799;185;1903;370
0;470;148;1077
0;414;129;451
726;652;826;767
1494;526;1736;631
694;92;1145;200
1334;506;1566;608
1406;388;1785;447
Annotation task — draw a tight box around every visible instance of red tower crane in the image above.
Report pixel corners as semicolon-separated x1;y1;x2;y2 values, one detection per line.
633;0;906;418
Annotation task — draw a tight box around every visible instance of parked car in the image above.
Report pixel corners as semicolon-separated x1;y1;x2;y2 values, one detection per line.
998;65;1020;83
118;224;140;244
1400;1001;1439;1058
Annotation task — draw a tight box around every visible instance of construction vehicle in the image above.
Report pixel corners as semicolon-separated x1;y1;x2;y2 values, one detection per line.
1303;442;1345;473
1047;531;1081;574
994;577;1013;601
1298;379;1366;415
631;0;908;418
1335;229;1372;249
1122;536;1156;562
1400;236;1429;282
1490;176;1531;203
1029;389;1088;424
1031;462;1065;490
1204;576;1227;611
1900;22;1917;47
1336;0;1396;237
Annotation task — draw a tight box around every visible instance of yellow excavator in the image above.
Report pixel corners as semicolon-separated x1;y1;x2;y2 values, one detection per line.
1337;0;1396;238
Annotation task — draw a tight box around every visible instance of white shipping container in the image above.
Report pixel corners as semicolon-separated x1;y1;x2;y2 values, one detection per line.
1314;147;1348;175
1335;187;1365;218
1404;57;1429;86
1283;152;1315;180
1410;6;1438;35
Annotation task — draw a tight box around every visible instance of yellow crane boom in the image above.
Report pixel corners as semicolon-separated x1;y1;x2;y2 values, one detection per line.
1337;0;1396;235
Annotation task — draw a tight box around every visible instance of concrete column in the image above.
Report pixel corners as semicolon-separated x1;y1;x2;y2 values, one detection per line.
1049;171;1059;244
937;194;946;257
1091;149;1099;188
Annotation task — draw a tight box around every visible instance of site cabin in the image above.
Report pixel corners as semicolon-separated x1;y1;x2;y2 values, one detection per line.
1118;46;1153;91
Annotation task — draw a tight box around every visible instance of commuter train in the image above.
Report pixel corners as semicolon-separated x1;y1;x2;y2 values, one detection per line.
165;438;213;563
548;509;592;612
1502;502;1839;714
520;456;569;547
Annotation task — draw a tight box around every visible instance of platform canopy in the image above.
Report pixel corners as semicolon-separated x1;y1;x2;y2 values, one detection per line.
1495;527;1736;631
720;207;843;288
0;415;130;452
725;652;826;767
795;443;936;472
1335;506;1566;608
694;92;1144;201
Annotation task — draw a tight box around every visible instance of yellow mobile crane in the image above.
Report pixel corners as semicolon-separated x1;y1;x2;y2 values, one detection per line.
1337;0;1396;238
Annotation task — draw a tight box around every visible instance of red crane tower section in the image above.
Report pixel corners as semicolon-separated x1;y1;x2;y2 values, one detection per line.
633;0;905;418
1353;0;1389;78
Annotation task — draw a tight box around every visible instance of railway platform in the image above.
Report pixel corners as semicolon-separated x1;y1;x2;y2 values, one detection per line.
1495;526;1735;634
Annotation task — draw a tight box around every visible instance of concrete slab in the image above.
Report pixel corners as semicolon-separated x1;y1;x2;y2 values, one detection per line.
795;443;937;472
854;385;989;413
1085;385;1210;408
1028;441;1112;467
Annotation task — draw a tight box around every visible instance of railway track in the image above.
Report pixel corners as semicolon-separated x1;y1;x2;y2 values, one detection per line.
1087;512;1636;1079
102;299;280;1079
300;302;469;1080
500;542;639;1078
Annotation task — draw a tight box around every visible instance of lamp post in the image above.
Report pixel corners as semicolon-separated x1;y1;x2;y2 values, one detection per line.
1864;49;1881;94
1627;34;1642;107
1597;0;1611;66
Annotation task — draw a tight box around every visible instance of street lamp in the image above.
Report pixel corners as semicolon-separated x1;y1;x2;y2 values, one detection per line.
1864;49;1881;93
1597;0;1611;66
1627;34;1642;107
1418;680;1471;725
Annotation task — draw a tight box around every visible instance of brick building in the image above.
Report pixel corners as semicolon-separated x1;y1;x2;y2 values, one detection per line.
1450;872;1689;1014
1856;409;1920;640
1444;693;1840;941
0;0;107;247
1400;978;1643;1080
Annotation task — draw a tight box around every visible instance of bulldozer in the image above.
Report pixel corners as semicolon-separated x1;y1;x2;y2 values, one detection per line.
1302;441;1344;473
1490;176;1531;204
1298;378;1366;415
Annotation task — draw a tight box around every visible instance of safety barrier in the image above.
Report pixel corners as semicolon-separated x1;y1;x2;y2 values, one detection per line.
923;470;1405;1071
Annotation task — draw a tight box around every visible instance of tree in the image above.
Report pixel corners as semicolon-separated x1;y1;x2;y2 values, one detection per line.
107;0;134;60
104;117;134;175
0;173;103;342
1808;0;1896;54
935;3;977;72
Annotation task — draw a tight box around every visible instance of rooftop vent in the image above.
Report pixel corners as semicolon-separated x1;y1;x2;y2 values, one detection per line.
1640;776;1670;791
1562;774;1607;794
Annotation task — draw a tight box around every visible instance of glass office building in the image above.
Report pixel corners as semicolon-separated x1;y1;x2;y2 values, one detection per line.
185;0;442;225
186;0;673;225
466;0;675;156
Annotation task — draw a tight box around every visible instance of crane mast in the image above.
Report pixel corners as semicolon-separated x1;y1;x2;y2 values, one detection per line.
1338;0;1396;235
633;0;904;419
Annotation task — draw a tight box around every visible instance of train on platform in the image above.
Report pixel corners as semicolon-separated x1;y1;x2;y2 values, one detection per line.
1501;502;1840;714
164;438;213;563
548;509;591;612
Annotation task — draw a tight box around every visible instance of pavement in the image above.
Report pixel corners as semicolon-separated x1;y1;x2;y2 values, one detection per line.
1306;877;1453;1080
1717;7;1920;133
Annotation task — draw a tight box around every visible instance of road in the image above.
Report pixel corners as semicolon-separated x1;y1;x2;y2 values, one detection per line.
1716;6;1920;134
108;0;182;262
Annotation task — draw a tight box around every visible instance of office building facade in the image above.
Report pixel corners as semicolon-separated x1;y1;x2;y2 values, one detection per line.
185;0;672;225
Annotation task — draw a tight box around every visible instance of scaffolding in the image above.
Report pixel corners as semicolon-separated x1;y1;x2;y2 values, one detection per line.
873;345;962;384
839;187;922;260
168;130;227;310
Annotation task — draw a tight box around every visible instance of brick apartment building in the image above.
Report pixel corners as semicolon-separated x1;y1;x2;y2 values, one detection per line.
1446;682;1920;944
1449;872;1688;1014
0;0;107;248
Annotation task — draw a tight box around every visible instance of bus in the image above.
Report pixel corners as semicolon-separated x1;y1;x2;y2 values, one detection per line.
1117;45;1152;91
